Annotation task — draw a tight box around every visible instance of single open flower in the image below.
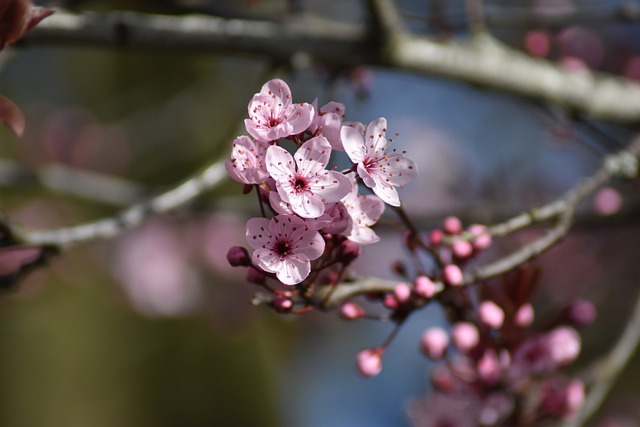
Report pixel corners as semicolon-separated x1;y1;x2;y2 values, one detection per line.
266;136;350;219
244;78;314;142
246;214;325;285
341;117;417;206
225;135;269;185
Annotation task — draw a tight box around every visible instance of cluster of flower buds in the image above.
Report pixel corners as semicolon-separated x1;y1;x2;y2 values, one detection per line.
225;79;417;309
350;216;494;374
409;271;595;425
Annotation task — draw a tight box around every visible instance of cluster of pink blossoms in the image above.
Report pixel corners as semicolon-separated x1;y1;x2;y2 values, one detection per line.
226;78;416;288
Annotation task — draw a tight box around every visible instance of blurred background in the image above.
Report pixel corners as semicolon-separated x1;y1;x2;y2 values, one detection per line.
1;0;640;425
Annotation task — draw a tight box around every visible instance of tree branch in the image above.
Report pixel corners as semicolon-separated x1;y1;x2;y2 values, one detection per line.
18;5;640;124
5;159;226;248
0;160;149;206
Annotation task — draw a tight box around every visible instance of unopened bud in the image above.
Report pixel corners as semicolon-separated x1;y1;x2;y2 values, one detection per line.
451;240;473;259
272;295;293;313
452;322;480;353
383;293;398;309
414;275;437;299
428;229;443;246
442;216;463;235
564;299;596;327
547;326;581;366
477;349;502;384
246;266;266;285
479;300;505;329
431;365;454;391
443;264;464;286
338;240;361;264
226;246;251;267
468;224;492;251
421;327;449;359
322;202;351;235
356;347;383;377
564;380;585;418
394;282;411;304
515;303;535;327
339;302;366;320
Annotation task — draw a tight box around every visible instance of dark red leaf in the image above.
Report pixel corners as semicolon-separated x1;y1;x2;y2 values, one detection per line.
0;95;25;137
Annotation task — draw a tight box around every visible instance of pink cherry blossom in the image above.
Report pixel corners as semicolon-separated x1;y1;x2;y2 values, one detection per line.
341;172;385;244
341;117;417;206
246;214;325;285
266;136;351;219
225;135;269;184
244;78;314;142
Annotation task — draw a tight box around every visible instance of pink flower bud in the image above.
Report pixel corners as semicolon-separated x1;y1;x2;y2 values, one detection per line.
431;365;454;391
383;293;398;309
356;347;383;377
321;202;351;235
547;326;581;366
564;299;596;327
452;322;480;353
479;300;505;329
477;349;502;384
524;30;551;57
339;302;366;320
593;187;622;216
468;224;492;251
428;229;443;246
442;216;463;235
414;275;437;299
272;295;293;313
246;266;266;285
337;240;361;264
421;327;449;360
226;246;250;267
394;282;411;304
451;240;473;259
564;380;585;418
443;264;463;286
515;303;535;327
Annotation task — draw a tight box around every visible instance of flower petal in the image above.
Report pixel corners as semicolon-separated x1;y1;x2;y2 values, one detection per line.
246;217;272;249
365;117;388;155
341;125;365;164
266;145;296;182
276;255;310;285
295;136;331;177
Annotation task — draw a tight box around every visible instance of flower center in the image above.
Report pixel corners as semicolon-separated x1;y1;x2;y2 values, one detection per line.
293;175;309;192
269;116;282;127
274;240;291;257
362;156;377;173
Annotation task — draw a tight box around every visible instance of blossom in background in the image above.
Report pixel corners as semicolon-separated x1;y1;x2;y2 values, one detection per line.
341;172;384;244
266;136;350;219
244;78;314;142
341;117;417;206
225;135;269;185
246;214;325;285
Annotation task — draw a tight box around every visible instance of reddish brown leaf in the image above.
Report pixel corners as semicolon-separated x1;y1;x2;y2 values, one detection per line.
0;95;25;137
0;0;53;50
